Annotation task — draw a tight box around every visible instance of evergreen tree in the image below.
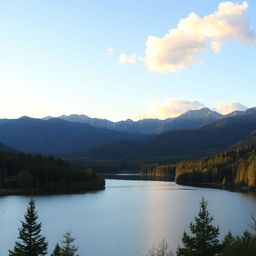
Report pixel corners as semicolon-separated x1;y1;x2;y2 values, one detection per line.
51;244;61;256
176;198;220;256
9;199;48;256
59;231;78;256
220;231;256;256
221;231;235;250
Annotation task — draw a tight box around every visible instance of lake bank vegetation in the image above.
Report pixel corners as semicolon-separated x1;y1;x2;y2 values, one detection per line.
0;152;105;195
140;163;176;180
175;144;256;191
138;144;256;192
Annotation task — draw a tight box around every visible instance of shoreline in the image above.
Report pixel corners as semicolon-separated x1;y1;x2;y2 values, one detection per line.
176;182;256;193
0;186;105;196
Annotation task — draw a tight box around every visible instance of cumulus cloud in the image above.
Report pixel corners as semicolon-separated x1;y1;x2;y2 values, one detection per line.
119;53;137;64
144;1;255;73
134;98;205;120
216;101;248;114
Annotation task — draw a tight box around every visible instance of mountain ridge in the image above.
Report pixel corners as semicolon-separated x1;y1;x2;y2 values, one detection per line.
43;107;224;134
79;107;256;167
0;117;143;155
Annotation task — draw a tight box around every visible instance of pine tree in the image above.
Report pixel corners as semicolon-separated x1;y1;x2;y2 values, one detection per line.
220;231;256;256
9;199;48;256
176;198;220;256
59;231;78;256
51;244;61;256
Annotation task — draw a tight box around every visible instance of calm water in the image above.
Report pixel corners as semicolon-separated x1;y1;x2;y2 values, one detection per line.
0;179;256;256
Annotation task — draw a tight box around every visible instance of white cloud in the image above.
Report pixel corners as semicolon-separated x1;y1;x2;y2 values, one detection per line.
133;98;250;120
134;98;205;120
119;53;137;64
216;101;248;114
144;1;255;73
107;48;114;56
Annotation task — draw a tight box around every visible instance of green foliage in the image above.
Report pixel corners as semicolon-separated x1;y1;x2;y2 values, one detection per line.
175;144;256;189
59;232;79;256
51;244;61;256
176;198;220;256
220;231;256;256
0;152;105;194
9;200;48;256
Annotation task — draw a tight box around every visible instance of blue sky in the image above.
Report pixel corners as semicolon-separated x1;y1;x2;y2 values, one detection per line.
0;0;255;120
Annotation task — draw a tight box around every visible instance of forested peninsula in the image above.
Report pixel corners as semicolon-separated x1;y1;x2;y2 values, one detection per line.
0;152;105;195
175;144;256;190
141;144;256;191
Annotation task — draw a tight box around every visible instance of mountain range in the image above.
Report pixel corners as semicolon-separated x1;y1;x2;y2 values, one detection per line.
0;117;142;155
0;107;256;171
79;108;256;167
44;107;223;134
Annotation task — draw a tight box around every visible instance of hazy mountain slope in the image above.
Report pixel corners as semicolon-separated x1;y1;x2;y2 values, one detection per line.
45;114;165;134
0;142;17;153
0;119;10;125
156;107;222;133
0;117;143;155
52;114;114;128
81;108;256;164
234;129;256;146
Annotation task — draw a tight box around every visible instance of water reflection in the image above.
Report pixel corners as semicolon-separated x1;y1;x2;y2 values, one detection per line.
0;179;255;256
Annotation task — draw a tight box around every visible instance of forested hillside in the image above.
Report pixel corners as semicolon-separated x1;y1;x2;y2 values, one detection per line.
175;144;256;189
0;152;105;195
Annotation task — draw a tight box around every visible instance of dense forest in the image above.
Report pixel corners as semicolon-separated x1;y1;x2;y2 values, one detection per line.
139;144;256;191
140;163;176;180
0;152;105;195
175;144;256;190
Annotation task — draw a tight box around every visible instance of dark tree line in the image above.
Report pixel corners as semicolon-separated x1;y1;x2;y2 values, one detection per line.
175;144;256;189
0;152;105;194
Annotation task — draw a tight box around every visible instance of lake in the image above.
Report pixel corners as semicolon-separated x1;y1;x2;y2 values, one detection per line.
0;179;256;256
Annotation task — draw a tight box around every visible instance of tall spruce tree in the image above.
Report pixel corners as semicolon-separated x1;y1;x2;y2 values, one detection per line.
59;231;79;256
177;198;220;256
9;199;48;256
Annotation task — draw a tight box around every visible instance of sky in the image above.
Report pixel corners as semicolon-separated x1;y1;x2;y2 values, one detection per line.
0;0;255;121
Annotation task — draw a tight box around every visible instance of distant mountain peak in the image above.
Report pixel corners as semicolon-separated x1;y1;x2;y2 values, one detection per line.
18;116;34;120
179;107;222;119
197;107;211;112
